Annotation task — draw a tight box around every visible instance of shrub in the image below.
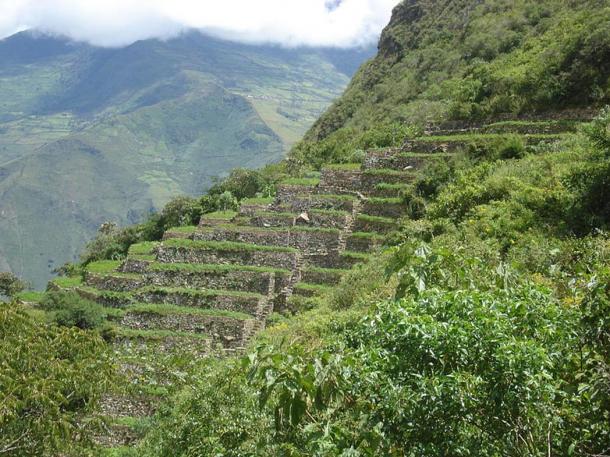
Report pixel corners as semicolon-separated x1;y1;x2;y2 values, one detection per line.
42;291;107;330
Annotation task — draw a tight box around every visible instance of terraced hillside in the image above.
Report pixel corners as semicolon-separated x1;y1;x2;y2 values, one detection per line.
49;115;589;450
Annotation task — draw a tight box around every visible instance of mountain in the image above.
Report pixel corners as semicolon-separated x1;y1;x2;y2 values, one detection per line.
303;0;610;142
0;31;374;288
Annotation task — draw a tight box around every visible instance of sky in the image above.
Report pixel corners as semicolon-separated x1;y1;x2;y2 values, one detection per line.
0;0;400;48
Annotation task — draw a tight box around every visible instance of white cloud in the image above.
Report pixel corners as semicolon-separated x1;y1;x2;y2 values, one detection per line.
0;0;400;48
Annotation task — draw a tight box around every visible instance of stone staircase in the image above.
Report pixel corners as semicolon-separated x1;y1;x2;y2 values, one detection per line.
52;118;582;450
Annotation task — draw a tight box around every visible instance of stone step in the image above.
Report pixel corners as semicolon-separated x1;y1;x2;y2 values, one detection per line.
114;304;252;348
305;251;370;269
353;214;399;233
345;232;385;253
237;197;274;216
274;193;358;212
199;210;238;227
301;267;349;286
156;239;299;270
363;150;453;170
402;133;565;153
193;224;341;255
292;282;334;298
86;263;290;295
235;209;350;230
360;197;406;218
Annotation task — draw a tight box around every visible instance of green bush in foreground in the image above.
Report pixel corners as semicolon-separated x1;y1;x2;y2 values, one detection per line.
0;303;112;456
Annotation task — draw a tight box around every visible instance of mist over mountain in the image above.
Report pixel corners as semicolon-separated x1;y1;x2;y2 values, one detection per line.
0;31;374;287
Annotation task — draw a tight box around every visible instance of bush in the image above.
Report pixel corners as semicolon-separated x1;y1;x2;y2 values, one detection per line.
0;272;27;298
42;291;107;330
0;303;112;456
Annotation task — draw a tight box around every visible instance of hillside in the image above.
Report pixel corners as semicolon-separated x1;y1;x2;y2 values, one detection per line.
3;1;610;456
0;32;373;288
303;0;609;140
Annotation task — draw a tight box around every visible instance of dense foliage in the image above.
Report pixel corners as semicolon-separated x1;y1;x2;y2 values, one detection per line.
293;0;610;167
0;303;112;456
134;109;610;456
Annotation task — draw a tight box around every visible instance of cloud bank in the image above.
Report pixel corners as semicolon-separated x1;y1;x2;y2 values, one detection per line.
0;0;400;48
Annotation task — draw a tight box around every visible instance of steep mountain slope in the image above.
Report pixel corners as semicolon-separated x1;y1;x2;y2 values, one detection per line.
0;32;373;287
305;0;610;141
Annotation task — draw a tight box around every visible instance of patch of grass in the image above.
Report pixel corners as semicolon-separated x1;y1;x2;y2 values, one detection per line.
240;197;274;205
280;177;321;186
165;226;197;234
341;251;371;260
51;276;83;288
128;242;159;256
356;214;397;224
201;211;238;220
86;260;122;274
125;303;252;320
304;266;351;275
148;262;289;275
294;283;334;293
324;163;362;171
15;291;45;303
374;183;410;191
364;168;412;177
200;223;341;234
366;197;403;205
162;238;297;253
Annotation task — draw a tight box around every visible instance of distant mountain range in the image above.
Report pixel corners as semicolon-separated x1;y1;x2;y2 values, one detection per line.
0;31;374;288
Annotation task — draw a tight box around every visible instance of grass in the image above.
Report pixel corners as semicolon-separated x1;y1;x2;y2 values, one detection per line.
201;210;238;220
324;163;362;171
162;238;298;253
240;197;274;205
148;261;290;275
374;183;410;191
304;266;351;274
86;260;122;274
15;290;45;303
294;282;334;293
50;276;83;288
356;214;397;224
341;251;371;260
415;132;568;142
128;242;159;256
200;223;341;234
165;226;197;234
280;177;321;186
363;168;414;177
366;197;403;205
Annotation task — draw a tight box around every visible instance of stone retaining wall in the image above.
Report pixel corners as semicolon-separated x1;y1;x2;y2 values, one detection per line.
118;312;249;348
134;289;263;315
361;200;406;218
156;245;298;270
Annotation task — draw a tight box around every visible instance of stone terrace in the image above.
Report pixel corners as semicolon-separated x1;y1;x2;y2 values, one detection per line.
53;118;582;450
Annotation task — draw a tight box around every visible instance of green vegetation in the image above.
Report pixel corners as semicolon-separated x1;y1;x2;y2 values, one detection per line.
162;238;297;253
148;262;289;275
133;106;610;457
124;303;251;320
0;302;112;456
0;271;27;298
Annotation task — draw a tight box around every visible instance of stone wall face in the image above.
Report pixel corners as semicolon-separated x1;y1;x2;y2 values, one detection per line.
353;217;397;233
363;149;428;170
118;312;249;348
86;273;146;292
346;235;381;253
361;200;405;218
155;245;298;270
276;184;317;199
145;269;275;295
134;289;262;316
301;269;344;285
275;195;356;212
319;170;362;193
